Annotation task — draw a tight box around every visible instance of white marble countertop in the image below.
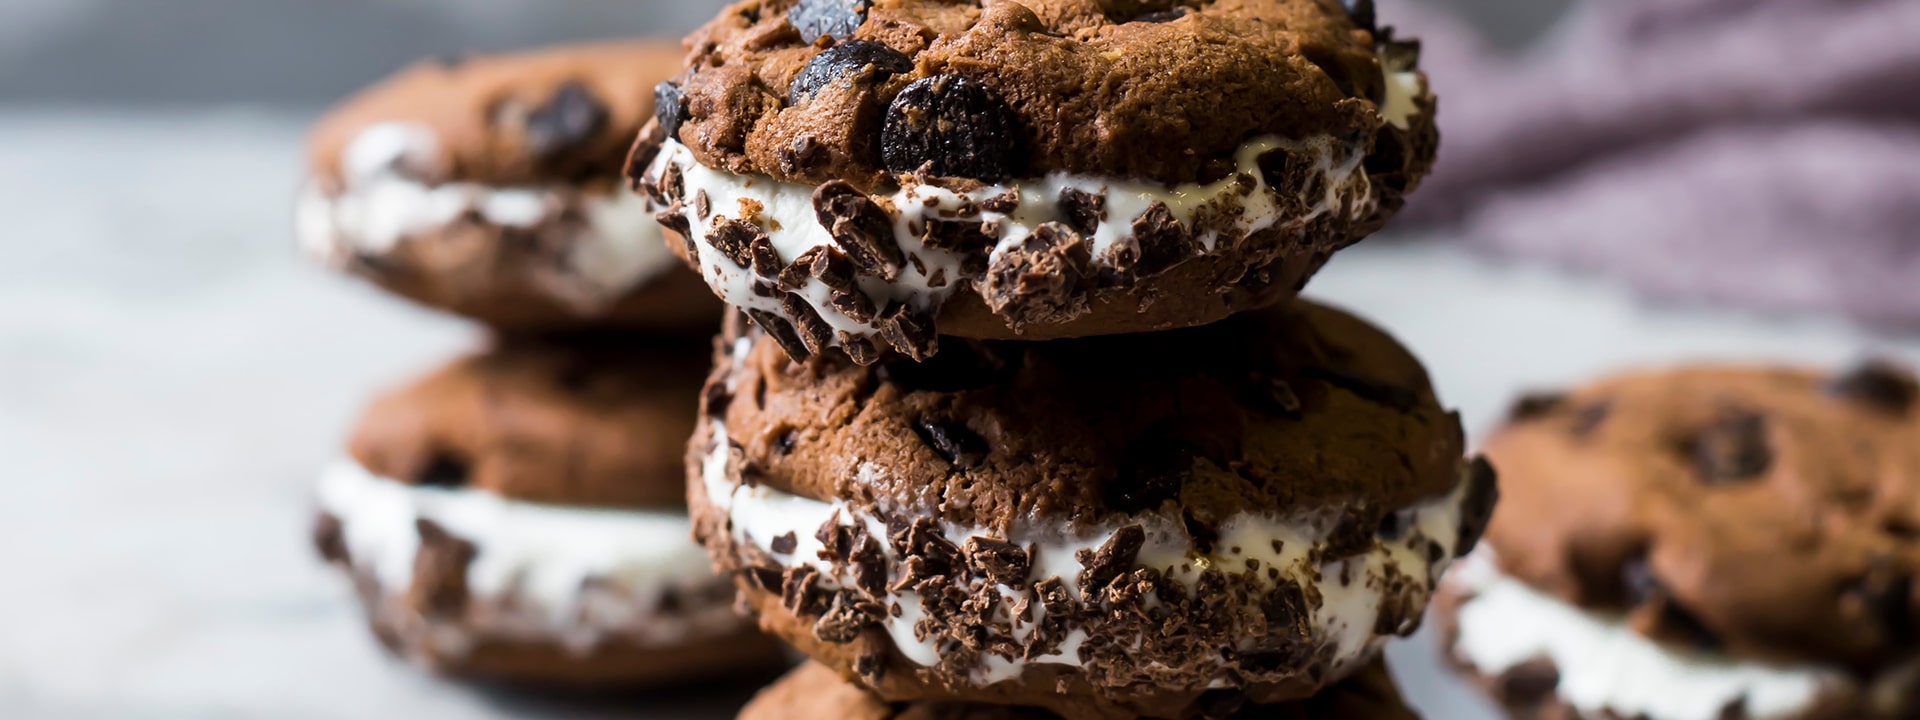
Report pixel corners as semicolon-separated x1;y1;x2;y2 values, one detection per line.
3;110;1915;719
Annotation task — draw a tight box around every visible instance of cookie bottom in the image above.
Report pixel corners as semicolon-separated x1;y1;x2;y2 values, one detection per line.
313;460;781;687
738;660;1418;720
1438;554;1920;720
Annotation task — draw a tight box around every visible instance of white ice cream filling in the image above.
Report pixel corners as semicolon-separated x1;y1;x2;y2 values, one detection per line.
314;460;743;657
296;121;677;308
700;420;1473;687
648;131;1372;350
1449;554;1851;720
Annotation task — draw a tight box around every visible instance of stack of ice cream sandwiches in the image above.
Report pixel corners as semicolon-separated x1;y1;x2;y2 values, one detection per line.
630;0;1493;717
298;42;787;687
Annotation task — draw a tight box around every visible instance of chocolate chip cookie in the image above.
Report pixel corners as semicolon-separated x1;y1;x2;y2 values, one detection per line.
690;299;1489;719
630;0;1437;360
1439;361;1920;720
313;337;784;687
738;659;1421;720
299;41;722;332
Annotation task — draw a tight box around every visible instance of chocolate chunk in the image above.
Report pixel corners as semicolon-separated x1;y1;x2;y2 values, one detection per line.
914;418;989;469
656;161;686;204
745;308;813;361
770;532;799;555
789;39;912;102
1058;188;1105;236
1571;400;1612;437
813;595;867;643
653;81;690;142
1376;511;1407;542
702;381;732;416
706;218;764;268
854;649;886;683
1343;0;1377;32
747;565;783;592
1322;514;1376;560
1692;410;1773;483
813;181;904;280
788;0;871;44
1077;526;1146;593
921;218;997;261
693;189;712;219
1107;435;1195;513
1455;455;1499;557
408;519;476;617
830;290;878;325
882;75;1026;182
1507;392;1568;422
1130;202;1199;276
781;565;826;615
979;190;1020;214
654;210;693;246
839;332;881;365
1828;360;1919;415
1134;7;1191;23
780;293;837;356
778;246;856;292
1623;558;1721;649
891;517;961;575
981;223;1093;329
312;513;347;563
875;302;938;361
1304;367;1419;412
414;453;469;488
1195;689;1246;718
964;537;1031;586
1847;562;1915;645
749;234;782;278
524;81;608;161
1496;659;1561;709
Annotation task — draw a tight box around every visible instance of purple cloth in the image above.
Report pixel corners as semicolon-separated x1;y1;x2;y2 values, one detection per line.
1387;0;1920;327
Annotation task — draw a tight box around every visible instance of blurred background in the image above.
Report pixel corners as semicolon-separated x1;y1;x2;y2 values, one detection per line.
4;0;1918;718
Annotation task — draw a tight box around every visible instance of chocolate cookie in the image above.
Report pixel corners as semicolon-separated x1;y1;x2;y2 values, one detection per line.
1438;361;1920;720
630;0;1436;360
738;659;1421;720
690;300;1490;719
314;338;784;686
299;41;722;332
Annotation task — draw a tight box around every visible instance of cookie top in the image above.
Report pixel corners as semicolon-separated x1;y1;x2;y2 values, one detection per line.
738;660;1419;720
349;336;711;509
1480;362;1920;671
648;0;1424;188
704;297;1467;533
309;41;685;188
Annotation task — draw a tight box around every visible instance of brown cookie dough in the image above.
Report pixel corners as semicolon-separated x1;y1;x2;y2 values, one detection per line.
349;336;711;509
629;0;1436;359
738;659;1421;720
1475;362;1920;672
691;300;1490;719
299;41;723;331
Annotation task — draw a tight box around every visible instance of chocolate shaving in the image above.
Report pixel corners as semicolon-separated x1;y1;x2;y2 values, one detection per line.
914;417;989;469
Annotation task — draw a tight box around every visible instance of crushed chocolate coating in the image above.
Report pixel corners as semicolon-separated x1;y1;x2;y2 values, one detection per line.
669;0;1421;188
1480;362;1920;672
348;337;709;509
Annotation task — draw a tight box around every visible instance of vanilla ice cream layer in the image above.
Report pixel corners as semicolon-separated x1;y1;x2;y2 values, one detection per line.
315;460;743;657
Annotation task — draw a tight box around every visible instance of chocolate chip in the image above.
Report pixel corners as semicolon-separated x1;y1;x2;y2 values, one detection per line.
914;417;988;469
1507;391;1568;422
312;513;347;563
524;81;607;161
1828;360;1919;415
1058;188;1105;236
770;532;799;555
882;75;1026;182
781;293;837;356
964;537;1030;586
875;302;937;361
788;0;871;44
1106;435;1195;513
1129;201;1198;276
789;39;911;102
1571;400;1612;437
1847;561;1915;645
1322;514;1376;560
778;246;852;292
1304;367;1420;412
653;81;690;142
745;308;812;361
706;218;764;268
1623;557;1721;649
1077;526;1146;593
813;180;904;280
1134;7;1191;23
415;453;469;488
1691;410;1773;484
702;381;732;416
1343;0;1377;32
1496;659;1561;709
409;519;476;617
1455;455;1499;557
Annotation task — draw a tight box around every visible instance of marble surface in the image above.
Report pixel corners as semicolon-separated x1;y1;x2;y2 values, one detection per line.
3;110;1916;719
